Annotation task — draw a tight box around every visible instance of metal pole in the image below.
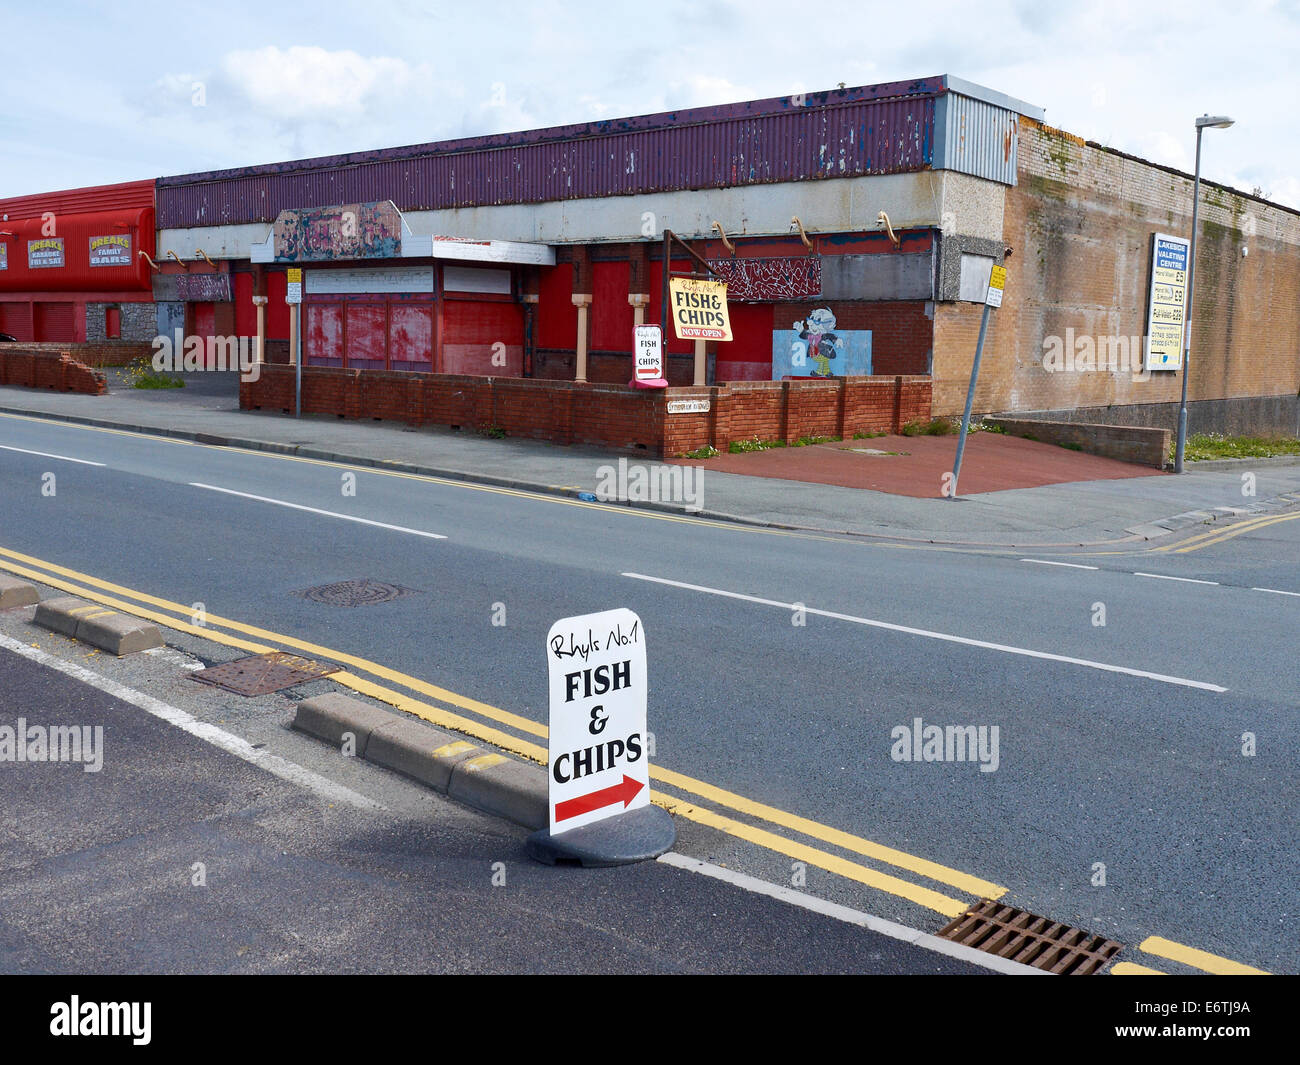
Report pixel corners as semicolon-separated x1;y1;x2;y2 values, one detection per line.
949;301;992;498
294;303;302;419
1174;127;1204;474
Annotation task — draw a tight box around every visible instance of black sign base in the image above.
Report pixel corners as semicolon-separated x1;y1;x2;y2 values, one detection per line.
526;804;676;867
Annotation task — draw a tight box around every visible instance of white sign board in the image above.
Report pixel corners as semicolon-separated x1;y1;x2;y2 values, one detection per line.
634;325;664;382
666;398;710;414
305;265;434;294
546;609;649;834
1144;233;1190;370
286;268;302;305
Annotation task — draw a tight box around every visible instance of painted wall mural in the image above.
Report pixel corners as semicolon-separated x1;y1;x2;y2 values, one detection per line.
272;200;403;262
771;307;871;379
706;256;821;302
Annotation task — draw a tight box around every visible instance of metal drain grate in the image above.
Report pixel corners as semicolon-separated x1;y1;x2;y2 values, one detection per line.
190;652;340;696
292;579;420;608
937;900;1123;974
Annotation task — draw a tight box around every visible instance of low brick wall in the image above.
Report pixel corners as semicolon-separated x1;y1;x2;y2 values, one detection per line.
241;364;931;457
985;417;1170;469
0;347;108;395
2;341;152;367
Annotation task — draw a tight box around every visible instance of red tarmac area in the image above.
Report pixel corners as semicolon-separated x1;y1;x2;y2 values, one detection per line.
675;431;1166;498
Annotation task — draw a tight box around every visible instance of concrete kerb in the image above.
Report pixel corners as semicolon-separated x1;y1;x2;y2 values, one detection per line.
4;403;1299;550
0;575;40;609
33;594;164;655
292;693;548;831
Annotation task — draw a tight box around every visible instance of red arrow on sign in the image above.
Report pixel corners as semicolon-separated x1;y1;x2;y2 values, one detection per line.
555;775;644;822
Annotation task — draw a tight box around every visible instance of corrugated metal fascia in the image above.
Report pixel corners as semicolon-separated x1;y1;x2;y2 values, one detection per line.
0;179;155;220
935;93;1018;185
157;96;936;226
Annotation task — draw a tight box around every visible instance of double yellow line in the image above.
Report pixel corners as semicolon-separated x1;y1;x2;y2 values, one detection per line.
0;543;999;918
1157;510;1300;554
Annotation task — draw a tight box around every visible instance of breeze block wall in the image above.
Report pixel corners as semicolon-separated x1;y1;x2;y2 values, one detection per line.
242;365;930;457
0;347;108;394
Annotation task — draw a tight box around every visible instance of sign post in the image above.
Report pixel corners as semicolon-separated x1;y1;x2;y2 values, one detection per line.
630;324;668;388
527;608;675;866
950;264;1005;499
286;268;303;418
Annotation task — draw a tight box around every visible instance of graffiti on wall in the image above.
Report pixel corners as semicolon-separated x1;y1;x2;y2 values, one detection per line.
175;274;233;302
771;307;871;379
706;256;821;302
273;201;403;262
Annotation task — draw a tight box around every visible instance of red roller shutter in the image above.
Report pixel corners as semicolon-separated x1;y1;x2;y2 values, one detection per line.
34;302;75;342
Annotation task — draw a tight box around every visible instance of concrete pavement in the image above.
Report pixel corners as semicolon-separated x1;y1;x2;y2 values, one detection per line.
3;370;1298;546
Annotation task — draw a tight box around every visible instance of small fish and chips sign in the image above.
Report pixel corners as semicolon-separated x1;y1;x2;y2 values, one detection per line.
527;608;675;866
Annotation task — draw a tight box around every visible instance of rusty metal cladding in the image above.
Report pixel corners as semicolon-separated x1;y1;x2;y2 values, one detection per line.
190;651;340;696
933;92;1020;185
156;87;940;228
937;900;1124;974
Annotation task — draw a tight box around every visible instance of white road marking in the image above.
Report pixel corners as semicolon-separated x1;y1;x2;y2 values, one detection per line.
1019;559;1099;570
188;483;447;540
0;443;105;467
0;632;386;812
1133;572;1219;586
1252;586;1300;598
657;852;1045;976
623;572;1228;693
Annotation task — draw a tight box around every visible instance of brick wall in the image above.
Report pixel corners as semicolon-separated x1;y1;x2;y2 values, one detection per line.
242;364;930;457
931;119;1300;431
0;347;108;394
3;340;153;367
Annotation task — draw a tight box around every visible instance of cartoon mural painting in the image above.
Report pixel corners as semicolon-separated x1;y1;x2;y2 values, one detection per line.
794;308;843;376
771;307;871;379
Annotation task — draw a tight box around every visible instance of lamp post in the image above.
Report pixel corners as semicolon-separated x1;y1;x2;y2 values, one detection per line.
1174;114;1234;473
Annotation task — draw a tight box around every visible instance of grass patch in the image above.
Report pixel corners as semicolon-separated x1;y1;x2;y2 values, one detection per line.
1179;433;1300;461
1059;441;1084;451
901;418;957;437
681;444;718;459
967;421;1006;435
852;430;888;439
477;425;507;439
124;356;184;389
728;437;787;454
792;434;841;447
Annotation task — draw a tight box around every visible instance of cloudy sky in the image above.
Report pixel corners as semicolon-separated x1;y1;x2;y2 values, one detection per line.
2;0;1297;207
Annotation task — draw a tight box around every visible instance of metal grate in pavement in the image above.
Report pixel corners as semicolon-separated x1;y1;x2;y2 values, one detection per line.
937;900;1123;974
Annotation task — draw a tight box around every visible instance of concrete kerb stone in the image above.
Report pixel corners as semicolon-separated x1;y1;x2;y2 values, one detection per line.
292;692;397;757
0;576;40;609
365;717;482;791
291;692;550;830
33;595;163;654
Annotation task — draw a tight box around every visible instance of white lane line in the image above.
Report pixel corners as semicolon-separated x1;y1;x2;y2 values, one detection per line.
189;483;447;540
657;852;1045;976
1252;586;1300;598
1133;572;1219;586
623;572;1228;693
1019;559;1099;570
0;632;386;812
0;443;105;467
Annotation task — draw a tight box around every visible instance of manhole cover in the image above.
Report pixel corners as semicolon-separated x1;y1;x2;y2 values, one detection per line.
190;651;340;696
292;579;420;607
937;900;1123;974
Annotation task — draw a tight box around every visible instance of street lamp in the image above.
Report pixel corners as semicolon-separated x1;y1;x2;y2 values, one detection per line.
1174;114;1234;473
